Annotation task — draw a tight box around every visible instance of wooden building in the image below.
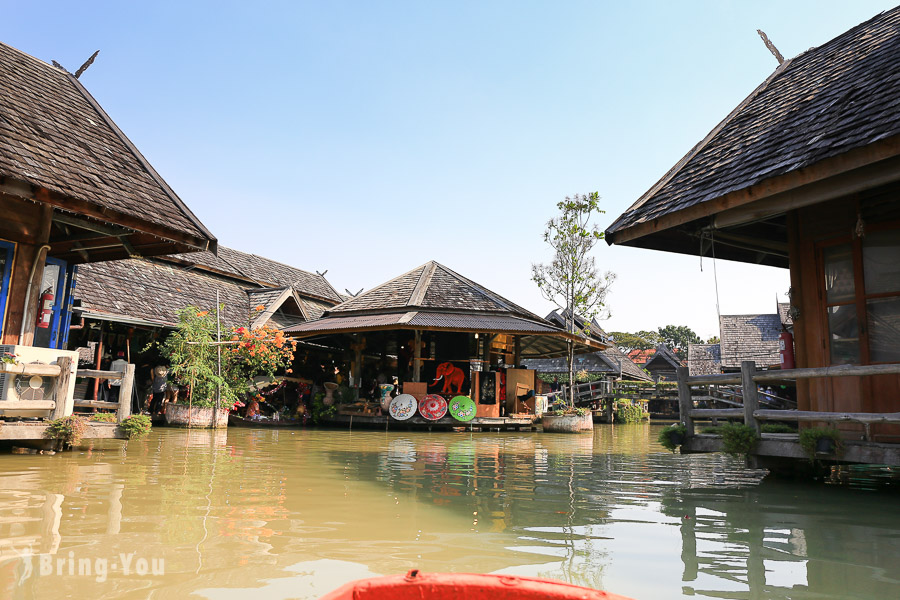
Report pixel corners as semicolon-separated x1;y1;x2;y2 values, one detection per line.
606;9;900;443
285;261;604;419
0;41;216;349
69;246;342;397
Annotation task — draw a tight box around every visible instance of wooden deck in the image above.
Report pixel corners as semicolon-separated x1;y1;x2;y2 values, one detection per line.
0;421;126;445
324;413;539;432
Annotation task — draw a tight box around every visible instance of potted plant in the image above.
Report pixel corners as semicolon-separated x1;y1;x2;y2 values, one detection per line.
798;427;843;459
159;306;296;428
658;423;686;453
541;406;593;433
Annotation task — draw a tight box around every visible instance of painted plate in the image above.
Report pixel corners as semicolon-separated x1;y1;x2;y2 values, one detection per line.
389;394;418;420
419;394;448;421
448;395;476;422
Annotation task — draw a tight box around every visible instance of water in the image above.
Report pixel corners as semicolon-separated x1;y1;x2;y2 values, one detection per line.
0;424;897;599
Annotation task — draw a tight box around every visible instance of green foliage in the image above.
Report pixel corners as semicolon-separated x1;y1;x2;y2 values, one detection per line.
337;385;356;403
532;192;616;408
310;392;337;424
720;423;758;457
700;425;721;434
45;415;88;447
798;427;843;459
90;412;117;423
158;306;296;410
760;423;797;434
548;406;589;417
614;400;645;424
658;424;686;453
536;372;603;384
657;325;702;360
120;415;152;439
706;335;720;344
609;330;661;353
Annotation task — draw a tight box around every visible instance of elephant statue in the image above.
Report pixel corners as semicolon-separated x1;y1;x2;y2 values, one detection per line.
430;362;466;395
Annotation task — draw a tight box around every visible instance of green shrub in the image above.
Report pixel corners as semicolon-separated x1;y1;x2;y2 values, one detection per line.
44;415;88;448
310;392;337;424
614;400;645;424
760;423;797;434
658;424;686;453
91;412;117;423
798;427;842;459
548;406;590;417
120;415;152;439
720;423;758;458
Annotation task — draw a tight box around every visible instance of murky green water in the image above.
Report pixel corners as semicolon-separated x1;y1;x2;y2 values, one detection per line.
0;424;897;599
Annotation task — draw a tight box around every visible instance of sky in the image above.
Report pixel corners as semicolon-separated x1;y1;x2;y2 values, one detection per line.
2;1;896;340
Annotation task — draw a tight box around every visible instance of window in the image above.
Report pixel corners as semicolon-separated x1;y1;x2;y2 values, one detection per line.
821;227;900;364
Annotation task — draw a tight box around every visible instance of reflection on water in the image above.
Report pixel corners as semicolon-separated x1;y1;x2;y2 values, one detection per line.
0;424;896;599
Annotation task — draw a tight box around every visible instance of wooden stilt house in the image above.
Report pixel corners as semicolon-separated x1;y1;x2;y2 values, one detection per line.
606;8;900;449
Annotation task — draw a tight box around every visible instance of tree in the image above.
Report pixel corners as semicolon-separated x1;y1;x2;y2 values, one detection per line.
657;325;701;360
609;330;661;354
532;192;616;408
706;335;720;344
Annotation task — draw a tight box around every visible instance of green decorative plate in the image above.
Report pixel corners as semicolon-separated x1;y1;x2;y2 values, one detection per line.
448;395;476;422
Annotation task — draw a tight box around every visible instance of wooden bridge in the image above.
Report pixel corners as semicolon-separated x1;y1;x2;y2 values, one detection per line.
674;361;900;469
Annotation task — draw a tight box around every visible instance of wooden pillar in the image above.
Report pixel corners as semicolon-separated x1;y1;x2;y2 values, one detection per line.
676;366;694;436
51;356;73;419
513;336;521;367
92;321;104;400
117;363;135;422
741;360;760;434
412;330;422;383
353;335;362;402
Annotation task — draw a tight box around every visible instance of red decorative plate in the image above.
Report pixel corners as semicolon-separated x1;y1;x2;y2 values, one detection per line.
419;394;448;420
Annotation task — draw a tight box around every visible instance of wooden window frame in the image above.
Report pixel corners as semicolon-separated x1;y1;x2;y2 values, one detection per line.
816;219;900;366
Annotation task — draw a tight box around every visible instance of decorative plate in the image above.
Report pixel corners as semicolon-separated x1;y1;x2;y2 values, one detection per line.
419;394;448;421
389;394;418;420
448;395;476;422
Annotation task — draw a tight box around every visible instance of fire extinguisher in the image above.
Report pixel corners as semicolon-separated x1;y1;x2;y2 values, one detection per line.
36;290;54;329
779;330;795;369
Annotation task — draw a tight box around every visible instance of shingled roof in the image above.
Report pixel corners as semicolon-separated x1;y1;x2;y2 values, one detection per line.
524;344;651;382
165;246;342;303
606;8;900;265
688;343;722;376
719;313;783;369
0;42;216;258
286;261;605;358
75;247;340;329
329;261;544;321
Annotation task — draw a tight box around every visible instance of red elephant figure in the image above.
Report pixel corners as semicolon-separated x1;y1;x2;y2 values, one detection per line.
430;362;466;395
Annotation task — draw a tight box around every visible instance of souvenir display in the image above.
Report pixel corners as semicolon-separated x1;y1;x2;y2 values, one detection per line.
389;393;418;420
419;394;448;420
448;395;476;422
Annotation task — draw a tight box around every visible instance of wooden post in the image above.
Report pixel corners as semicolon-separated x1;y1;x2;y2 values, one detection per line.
676;366;694;436
51;356;73;419
412;330;422;383
513;336;521;367
117;364;135;423
741;361;760;434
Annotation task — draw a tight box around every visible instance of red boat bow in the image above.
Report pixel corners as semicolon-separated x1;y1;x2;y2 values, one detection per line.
319;569;635;599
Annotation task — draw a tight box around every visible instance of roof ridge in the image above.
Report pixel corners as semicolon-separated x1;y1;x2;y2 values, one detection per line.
610;57;794;230
329;262;429;311
408;261;437;306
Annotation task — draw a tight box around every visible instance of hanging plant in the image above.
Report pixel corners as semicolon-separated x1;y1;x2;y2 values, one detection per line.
44;415;88;448
720;423;758;458
798;427;843;459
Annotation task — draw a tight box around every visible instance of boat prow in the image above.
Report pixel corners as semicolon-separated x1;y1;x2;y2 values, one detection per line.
319;569;635;599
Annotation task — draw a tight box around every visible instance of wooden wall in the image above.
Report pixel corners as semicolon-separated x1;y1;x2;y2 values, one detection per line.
0;194;52;346
788;194;900;440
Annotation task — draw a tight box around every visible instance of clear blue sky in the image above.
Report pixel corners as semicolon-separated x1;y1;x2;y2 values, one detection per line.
3;1;895;339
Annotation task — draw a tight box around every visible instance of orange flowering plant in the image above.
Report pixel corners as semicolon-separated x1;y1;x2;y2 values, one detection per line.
158;305;297;410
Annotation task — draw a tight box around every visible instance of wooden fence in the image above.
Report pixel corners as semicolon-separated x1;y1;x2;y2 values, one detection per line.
677;361;900;441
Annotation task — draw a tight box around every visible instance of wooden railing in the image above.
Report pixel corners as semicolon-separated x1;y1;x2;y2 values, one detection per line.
677;361;900;441
1;357;135;423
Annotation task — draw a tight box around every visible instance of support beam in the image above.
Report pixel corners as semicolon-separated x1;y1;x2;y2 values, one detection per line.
741;361;760;435
676;366;694;436
117;364;135;423
412;330;422;383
